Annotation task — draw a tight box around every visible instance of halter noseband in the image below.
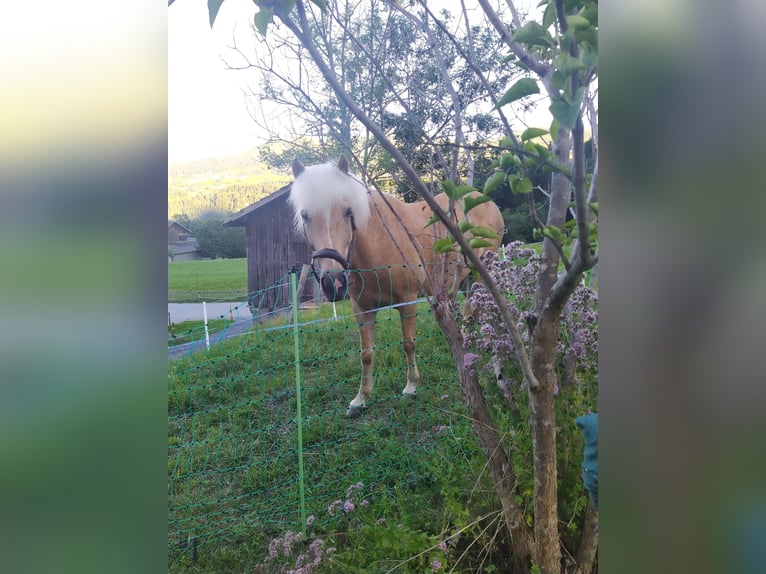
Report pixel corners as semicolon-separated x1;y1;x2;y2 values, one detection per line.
308;215;357;282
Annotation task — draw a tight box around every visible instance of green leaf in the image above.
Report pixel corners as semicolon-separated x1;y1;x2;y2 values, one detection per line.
542;225;563;241
550;118;560;140
208;0;225;28
495;78;539;109
433;238;456;253
499;152;518;169
470;226;499;239
566;15;591;29
483;171;506;194
423;213;441;228
511;21;553;47
468;238;493;249
511;176;533;194
521;127;549;142
462;194;492;213
253;7;273;36
499;136;515;148
456;184;476;197
542;0;557;30
554;53;587;75
549;97;580;130
458;220;474;233
588;202;598;216
442;179;458;199
272;0;296;18
534;144;551;158
523;141;538;156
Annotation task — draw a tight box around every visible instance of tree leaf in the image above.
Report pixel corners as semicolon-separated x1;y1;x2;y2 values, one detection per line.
458;220;474;233
253;7;273;36
309;0;327;10
442;179;458;199
468;238;493;249
483;171;506;194
588;202;598;216
462;194;492;213
566;15;591;29
433;238;456;253
423;213;441;229
208;0;225;28
521;127;549;142
550;117;560;140
456;184;476;197
500;152;518;169
542;0;557;30
554;53;587;75
470;226;499;239
511;21;553;47
542;225;563;241
549;97;580;130
494;78;539;109
511;176;533;194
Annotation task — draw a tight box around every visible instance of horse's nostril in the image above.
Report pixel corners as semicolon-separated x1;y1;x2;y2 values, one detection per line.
320;271;348;301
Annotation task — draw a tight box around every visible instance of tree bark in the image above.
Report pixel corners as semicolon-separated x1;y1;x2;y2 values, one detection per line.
528;314;561;574
572;501;598;574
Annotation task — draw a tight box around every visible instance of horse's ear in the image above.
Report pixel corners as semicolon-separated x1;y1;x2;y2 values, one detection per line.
338;155;349;174
292;158;305;178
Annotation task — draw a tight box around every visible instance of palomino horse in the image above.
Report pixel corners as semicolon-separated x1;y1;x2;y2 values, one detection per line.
289;155;504;417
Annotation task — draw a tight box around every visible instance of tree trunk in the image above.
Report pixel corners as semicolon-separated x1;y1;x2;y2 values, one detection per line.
572;501;598;574
524;124;574;574
529;315;561;574
432;296;534;572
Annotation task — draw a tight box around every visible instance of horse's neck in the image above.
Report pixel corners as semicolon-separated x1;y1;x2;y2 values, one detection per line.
352;191;431;269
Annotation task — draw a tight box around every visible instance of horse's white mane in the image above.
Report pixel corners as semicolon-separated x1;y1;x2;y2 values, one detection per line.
288;161;371;230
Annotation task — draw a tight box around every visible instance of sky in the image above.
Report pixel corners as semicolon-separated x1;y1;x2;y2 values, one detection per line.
168;0;260;163
167;0;555;165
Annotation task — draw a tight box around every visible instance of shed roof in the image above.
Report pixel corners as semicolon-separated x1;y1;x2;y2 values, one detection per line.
223;184;292;227
168;220;194;234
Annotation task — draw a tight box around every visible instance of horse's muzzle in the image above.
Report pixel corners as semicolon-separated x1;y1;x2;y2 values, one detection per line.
311;248;351;302
320;270;349;302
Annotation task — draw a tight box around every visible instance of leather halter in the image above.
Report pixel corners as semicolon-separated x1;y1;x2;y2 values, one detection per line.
308;215;356;282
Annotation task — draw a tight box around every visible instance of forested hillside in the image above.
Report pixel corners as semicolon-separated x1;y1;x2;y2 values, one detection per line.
168;148;291;219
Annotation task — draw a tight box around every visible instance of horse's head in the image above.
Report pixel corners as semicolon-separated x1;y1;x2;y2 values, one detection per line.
289;155;370;302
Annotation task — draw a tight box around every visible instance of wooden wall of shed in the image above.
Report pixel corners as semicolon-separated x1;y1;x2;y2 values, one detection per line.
244;196;317;310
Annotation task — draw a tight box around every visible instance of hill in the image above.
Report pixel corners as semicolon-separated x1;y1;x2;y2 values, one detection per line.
169;148;291;219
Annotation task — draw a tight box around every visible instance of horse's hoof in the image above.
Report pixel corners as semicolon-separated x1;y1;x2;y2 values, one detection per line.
347;405;365;419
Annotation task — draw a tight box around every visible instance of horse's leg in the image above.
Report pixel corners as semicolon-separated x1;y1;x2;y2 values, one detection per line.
398;303;420;397
348;306;377;418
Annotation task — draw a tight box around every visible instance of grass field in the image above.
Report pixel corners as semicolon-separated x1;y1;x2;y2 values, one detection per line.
168;258;247;302
167;300;515;573
167;253;596;573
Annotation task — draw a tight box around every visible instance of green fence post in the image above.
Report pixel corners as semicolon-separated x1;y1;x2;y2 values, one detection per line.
291;268;307;536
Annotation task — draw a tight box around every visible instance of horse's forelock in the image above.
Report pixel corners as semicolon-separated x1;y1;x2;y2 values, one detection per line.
288;162;370;231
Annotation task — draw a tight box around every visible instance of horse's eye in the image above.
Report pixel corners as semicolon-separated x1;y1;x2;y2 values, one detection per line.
301;211;309;223
344;208;353;219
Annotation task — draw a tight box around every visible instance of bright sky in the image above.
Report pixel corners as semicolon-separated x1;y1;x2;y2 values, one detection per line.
168;0;260;163
168;0;557;165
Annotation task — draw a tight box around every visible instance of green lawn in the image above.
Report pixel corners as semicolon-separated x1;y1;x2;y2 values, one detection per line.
168;258;247;302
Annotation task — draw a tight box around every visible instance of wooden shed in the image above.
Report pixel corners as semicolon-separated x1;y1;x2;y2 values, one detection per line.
223;185;317;312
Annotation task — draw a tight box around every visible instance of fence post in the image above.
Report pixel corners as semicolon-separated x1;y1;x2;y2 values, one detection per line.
291;269;307;536
202;301;210;351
